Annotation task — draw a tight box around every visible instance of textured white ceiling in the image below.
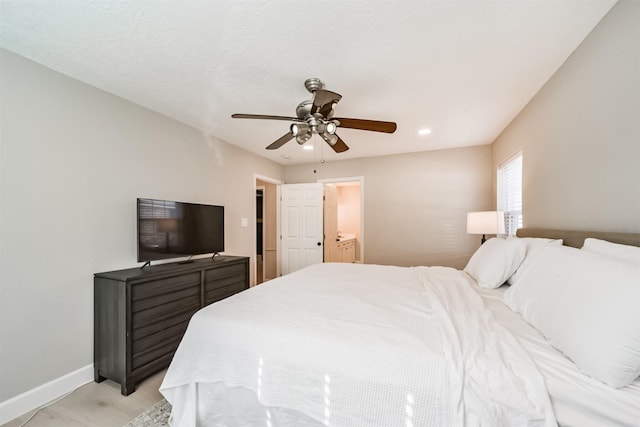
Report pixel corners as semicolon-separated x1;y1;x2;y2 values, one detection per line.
0;0;615;165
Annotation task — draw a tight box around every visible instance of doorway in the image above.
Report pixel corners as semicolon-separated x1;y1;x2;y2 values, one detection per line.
254;174;282;286
258;176;363;282
319;177;364;263
256;187;265;284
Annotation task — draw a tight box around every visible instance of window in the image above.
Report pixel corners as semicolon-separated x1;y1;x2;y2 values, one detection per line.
497;152;523;236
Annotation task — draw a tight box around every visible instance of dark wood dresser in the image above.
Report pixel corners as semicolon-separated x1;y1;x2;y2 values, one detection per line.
94;256;249;395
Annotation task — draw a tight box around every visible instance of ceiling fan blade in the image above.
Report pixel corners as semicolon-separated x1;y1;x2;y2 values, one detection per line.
266;132;295;150
334;117;397;133
311;89;342;117
328;134;349;153
232;113;301;121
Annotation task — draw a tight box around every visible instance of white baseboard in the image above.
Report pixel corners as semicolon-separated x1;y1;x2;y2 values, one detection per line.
0;364;94;425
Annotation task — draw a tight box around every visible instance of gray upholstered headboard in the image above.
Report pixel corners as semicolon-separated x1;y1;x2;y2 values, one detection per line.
516;228;640;248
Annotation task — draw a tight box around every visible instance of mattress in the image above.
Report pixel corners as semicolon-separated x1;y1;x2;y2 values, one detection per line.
161;263;559;426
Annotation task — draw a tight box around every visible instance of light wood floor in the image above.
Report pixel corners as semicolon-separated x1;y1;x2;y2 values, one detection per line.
2;370;166;427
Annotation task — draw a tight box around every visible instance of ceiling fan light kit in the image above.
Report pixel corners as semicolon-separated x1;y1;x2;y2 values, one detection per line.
232;78;397;154
291;123;312;145
320;132;338;146
290;122;309;136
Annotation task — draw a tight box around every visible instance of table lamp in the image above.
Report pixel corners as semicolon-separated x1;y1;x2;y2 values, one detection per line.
467;211;506;244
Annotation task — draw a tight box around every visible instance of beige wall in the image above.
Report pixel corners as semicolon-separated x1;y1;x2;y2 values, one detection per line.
492;1;640;232
286;145;493;269
0;48;284;402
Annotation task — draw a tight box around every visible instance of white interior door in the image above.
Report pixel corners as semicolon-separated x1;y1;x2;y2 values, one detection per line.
280;183;324;275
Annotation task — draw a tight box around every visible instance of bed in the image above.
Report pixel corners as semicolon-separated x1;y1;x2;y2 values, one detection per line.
160;228;640;426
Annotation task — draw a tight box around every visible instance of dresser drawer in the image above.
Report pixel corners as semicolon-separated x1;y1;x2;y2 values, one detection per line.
205;262;247;282
131;291;200;329
204;279;247;305
132;334;183;371
204;262;248;305
131;320;190;370
132;309;196;342
131;272;201;302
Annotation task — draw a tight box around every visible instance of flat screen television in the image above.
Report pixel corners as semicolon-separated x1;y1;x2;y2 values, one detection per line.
137;198;224;264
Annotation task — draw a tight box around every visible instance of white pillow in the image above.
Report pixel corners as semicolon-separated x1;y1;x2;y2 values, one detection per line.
507;238;563;286
464;237;526;288
504;245;640;388
582;238;640;265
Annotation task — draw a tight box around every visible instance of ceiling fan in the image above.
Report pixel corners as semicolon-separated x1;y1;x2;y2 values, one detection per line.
231;78;397;153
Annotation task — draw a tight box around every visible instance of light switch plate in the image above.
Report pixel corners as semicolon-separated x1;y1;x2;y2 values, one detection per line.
241;217;248;227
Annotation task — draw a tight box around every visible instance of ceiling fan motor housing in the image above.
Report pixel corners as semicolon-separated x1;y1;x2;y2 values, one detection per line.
296;100;313;119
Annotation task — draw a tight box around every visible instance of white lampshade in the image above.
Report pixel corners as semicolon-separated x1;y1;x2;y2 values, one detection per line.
467;211;506;235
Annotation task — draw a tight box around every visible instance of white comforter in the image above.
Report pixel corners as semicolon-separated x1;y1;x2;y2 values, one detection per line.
161;263;556;426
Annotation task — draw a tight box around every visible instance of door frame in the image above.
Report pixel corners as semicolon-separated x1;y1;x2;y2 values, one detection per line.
253;174;283;286
317;176;365;262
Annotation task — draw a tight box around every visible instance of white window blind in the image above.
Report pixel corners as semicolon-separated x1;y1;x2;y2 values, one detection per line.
498;152;523;236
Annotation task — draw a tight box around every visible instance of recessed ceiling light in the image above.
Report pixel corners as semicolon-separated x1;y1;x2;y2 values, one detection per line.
418;128;432;136
303;145;314;151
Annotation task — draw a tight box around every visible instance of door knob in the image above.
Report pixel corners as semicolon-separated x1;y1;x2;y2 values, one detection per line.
317;242;322;246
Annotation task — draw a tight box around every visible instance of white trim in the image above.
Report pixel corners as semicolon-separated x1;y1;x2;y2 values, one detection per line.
317;176;363;185
0;364;93;425
316;176;365;262
254;173;283;186
498;148;523;169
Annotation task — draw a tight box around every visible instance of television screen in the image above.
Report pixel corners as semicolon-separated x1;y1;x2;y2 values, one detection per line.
137;198;224;262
